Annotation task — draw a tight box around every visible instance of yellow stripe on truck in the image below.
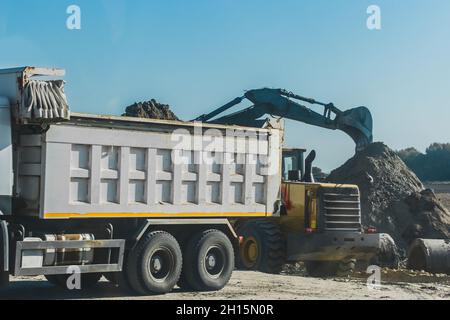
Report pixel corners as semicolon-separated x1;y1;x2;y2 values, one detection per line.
44;211;268;219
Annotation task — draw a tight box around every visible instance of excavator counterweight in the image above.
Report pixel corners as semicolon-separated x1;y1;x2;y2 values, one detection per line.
195;88;373;152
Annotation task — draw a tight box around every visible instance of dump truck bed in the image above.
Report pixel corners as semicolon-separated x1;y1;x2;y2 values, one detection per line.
16;113;282;219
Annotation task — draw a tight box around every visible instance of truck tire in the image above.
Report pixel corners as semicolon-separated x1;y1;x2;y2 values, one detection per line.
45;273;102;290
126;231;182;295
182;229;234;292
305;259;356;277
236;220;285;274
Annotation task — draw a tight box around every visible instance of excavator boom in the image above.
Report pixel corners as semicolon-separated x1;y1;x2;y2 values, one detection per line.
195;88;373;151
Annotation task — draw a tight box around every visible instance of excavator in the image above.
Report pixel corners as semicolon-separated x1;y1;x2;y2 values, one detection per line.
195;88;373;152
195;88;382;277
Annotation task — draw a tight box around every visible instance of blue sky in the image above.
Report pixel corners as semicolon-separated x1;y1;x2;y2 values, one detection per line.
1;0;449;170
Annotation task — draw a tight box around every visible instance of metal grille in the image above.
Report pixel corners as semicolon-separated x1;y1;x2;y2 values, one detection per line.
322;187;362;232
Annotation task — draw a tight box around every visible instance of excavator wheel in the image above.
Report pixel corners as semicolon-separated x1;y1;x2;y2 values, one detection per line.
236;219;286;274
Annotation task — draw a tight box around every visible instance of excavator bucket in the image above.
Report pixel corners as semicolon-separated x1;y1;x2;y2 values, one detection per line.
336;106;373;152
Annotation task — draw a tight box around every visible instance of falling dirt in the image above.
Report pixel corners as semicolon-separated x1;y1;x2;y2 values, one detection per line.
326;142;450;256
122;99;180;121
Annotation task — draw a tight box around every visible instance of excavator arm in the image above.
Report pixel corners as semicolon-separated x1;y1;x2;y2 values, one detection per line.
194;88;373;151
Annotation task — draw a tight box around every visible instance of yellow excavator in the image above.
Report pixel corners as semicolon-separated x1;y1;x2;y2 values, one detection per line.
196;88;384;276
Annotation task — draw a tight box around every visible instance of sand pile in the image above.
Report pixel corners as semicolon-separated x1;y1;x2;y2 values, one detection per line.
123;99;180;121
327;142;450;254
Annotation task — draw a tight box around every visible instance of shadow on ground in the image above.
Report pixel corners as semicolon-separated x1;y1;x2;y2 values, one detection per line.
0;279;188;300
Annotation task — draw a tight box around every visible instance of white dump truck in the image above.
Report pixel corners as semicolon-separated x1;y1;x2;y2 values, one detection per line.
0;67;385;295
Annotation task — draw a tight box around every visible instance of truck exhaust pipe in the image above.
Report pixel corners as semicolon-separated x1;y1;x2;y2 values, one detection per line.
302;150;316;183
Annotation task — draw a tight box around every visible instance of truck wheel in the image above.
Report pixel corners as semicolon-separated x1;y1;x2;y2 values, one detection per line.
236;220;285;274
45;273;102;289
126;231;182;295
183;230;234;292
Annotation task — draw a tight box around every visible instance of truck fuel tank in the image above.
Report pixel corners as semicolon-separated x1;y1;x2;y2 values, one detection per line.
22;234;96;269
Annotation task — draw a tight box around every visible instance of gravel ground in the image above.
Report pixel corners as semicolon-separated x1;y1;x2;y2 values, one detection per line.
1;270;449;300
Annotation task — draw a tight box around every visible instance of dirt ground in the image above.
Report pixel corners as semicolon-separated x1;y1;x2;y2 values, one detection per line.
2;185;450;301
1;270;449;300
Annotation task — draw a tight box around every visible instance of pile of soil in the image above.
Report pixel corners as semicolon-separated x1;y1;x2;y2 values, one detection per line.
327;142;450;254
122;99;180;121
437;194;450;212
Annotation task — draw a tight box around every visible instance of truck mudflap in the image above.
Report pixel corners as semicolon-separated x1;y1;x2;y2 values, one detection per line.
286;232;390;263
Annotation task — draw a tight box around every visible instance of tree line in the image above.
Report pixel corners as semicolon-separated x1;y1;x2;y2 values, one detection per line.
397;143;450;182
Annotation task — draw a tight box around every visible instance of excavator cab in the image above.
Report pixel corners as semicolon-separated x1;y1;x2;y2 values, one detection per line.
282;148;305;182
282;148;318;183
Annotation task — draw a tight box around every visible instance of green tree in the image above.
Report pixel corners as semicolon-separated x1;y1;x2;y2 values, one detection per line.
398;143;450;181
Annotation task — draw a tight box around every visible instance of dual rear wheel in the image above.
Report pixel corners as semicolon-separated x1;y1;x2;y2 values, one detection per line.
124;229;234;295
179;230;234;292
45;229;234;295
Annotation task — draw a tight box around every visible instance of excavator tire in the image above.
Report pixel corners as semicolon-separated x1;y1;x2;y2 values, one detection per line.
236;219;286;274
